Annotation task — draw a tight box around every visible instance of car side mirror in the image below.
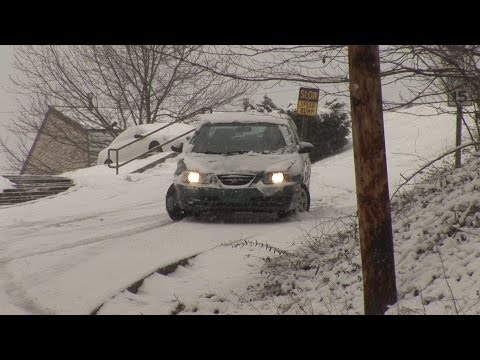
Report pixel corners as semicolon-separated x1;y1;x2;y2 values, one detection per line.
171;143;184;153
134;134;144;139
299;142;314;154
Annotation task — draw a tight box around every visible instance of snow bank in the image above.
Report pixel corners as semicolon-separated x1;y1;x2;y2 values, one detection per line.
0;176;14;193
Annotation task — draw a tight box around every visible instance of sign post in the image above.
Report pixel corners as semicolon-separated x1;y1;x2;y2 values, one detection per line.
297;87;320;140
447;85;472;168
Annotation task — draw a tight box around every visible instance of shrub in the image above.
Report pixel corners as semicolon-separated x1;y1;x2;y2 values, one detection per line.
243;96;350;163
286;99;350;163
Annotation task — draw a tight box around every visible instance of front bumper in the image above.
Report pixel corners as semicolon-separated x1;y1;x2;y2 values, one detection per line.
176;184;299;213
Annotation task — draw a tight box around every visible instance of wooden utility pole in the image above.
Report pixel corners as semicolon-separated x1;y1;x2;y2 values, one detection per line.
347;45;397;315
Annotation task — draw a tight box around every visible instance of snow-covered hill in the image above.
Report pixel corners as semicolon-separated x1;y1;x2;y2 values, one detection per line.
0;105;476;314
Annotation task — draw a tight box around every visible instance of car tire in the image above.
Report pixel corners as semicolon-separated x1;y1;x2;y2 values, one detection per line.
149;141;163;152
277;186;310;219
166;184;187;221
296;185;310;213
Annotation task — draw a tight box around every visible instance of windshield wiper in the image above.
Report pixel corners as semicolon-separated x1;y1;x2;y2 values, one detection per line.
224;151;250;155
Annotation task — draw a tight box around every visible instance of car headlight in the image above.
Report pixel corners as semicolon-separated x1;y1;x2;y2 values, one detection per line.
187;171;200;183
182;170;210;184
263;172;290;184
271;172;284;184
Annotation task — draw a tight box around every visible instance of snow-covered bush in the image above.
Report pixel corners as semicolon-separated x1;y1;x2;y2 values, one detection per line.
232;215;364;315
388;150;480;314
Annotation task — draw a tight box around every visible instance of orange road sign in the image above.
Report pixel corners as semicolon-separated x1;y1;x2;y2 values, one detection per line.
297;87;319;116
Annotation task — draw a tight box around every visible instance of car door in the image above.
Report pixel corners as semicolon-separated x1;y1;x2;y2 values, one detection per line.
301;152;311;188
288;120;311;187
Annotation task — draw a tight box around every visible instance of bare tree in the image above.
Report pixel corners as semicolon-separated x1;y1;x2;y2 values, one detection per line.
5;45;480;174
390;46;480;144
168;45;480;152
1;45;256;173
173;46;349;102
174;45;480;112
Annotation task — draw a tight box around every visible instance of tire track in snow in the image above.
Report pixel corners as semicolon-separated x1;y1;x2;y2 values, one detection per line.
0;215;173;264
91;231;264;315
1;199;161;235
0;215;176;314
4;217;275;314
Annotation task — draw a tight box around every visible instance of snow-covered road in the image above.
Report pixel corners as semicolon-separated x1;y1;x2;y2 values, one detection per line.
0;157;323;314
0;105;465;314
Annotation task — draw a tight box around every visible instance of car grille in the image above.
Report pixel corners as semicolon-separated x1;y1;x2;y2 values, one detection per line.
217;174;255;186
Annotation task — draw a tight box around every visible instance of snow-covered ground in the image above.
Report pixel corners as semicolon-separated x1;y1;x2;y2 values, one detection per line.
0;105;474;314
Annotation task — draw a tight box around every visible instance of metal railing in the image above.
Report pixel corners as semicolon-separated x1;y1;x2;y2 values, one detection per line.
106;108;211;175
107;128;195;175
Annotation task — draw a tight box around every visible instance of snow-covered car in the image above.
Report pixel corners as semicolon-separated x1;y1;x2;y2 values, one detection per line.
165;112;313;221
98;122;195;165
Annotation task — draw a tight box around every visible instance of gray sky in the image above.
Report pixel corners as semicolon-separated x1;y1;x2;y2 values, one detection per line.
0;45;16;112
0;45;17;173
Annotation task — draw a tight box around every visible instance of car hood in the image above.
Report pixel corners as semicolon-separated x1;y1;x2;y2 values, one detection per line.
180;152;302;175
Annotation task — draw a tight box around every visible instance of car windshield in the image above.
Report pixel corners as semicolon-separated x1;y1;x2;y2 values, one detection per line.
191;123;290;154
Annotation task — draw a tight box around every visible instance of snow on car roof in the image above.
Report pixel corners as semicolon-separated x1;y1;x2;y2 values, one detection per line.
197;111;291;127
127;122;190;134
115;122;193;140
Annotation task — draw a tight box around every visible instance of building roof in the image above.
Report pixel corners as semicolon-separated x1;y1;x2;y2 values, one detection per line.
20;107;89;175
